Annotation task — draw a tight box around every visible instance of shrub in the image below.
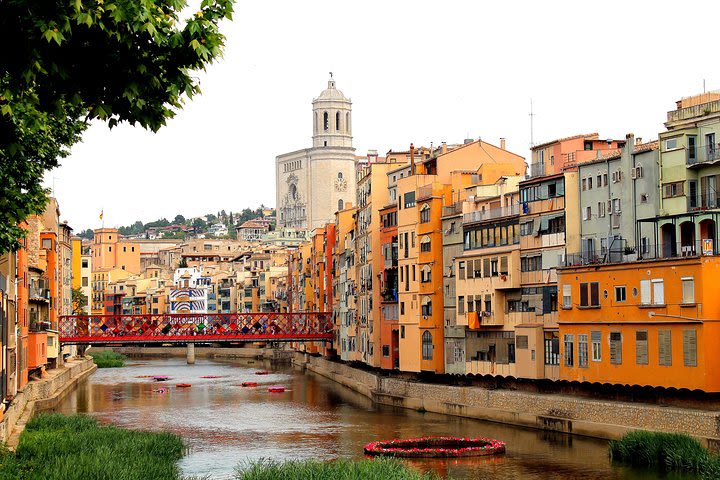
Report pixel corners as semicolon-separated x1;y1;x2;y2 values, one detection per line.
88;350;126;368
235;458;441;480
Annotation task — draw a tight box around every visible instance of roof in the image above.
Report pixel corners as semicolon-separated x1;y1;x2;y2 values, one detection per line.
531;133;599;151
634;140;659;154
314;79;349;102
239;220;270;229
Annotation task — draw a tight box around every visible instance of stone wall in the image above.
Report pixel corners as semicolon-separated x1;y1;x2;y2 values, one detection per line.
109;345;281;360
1;357;96;446
297;353;720;444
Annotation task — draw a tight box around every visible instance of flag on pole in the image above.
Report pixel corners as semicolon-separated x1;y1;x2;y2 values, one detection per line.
99;209;104;220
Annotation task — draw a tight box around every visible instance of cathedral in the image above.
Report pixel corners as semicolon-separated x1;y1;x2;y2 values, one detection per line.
275;78;357;235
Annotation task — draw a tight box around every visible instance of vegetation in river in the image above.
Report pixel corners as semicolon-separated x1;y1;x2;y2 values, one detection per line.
609;430;720;479
234;458;443;480
88;350;126;368
0;414;184;480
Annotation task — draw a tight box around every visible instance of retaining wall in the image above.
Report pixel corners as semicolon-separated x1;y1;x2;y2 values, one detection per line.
1;356;96;446
296;353;720;444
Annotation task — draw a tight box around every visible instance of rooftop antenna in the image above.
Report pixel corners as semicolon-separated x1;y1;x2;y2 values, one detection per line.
529;99;535;148
703;79;706;93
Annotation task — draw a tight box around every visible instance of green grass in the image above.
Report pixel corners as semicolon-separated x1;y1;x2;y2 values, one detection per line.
609;430;720;479
234;458;441;480
0;414;184;480
88;350;126;368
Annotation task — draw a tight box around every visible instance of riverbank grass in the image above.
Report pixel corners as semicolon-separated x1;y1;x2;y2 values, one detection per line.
88;349;126;368
609;430;720;478
0;414;184;480
235;458;441;480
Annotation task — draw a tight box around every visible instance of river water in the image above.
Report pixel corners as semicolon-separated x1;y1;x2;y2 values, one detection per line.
52;357;685;479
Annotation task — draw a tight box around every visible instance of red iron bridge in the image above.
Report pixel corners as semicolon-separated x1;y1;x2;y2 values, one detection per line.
59;312;333;345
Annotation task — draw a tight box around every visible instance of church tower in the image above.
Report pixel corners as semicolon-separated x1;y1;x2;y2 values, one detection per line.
312;78;352;148
276;77;357;235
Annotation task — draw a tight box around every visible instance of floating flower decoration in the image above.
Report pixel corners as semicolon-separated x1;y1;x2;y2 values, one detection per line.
364;436;506;458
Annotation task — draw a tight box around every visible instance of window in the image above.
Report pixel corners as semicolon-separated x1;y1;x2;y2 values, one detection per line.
544;332;559;365
563;334;574;366
458;261;465;279
597;173;602;187
683;329;697;367
422;331;433;360
562;284;572;308
635;330;648;365
520;255;541;272
578;334;588;367
584;206;591;221
681;277;695;304
610;332;622;364
582;178;587;191
404;192;416;208
652;279;664;305
517;335;529;349
458;296;465;314
323;111;329;130
663;181;684;198
614;286;626;302
338;199;344;211
665;138;678;150
421;297;432;316
400;302;405;315
420;205;430;223
82;277;88;287
591;331;601;361
336;111;340;131
579;282;599;307
587;176;593;190
401;325;405;338
658;330;672;366
602;173;608;186
420;236;431;252
82;259;88;268
420;265;431;283
597;201;606;218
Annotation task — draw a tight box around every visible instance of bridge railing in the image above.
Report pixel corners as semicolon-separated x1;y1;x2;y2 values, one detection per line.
59;312;333;343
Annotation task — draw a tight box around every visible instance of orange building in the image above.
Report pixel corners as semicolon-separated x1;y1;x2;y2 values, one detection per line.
558;255;720;392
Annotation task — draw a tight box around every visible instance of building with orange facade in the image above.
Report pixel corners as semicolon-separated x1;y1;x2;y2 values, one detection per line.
333;204;358;362
558;255;720;392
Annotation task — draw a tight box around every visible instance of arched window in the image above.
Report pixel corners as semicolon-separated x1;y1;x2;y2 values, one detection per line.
338;199;344;211
314;112;318;132
338;172;343;180
421;264;432;282
346;112;350;133
323;111;329;131
422;330;433;360
420;235;431;253
421;296;432;316
420;204;431;223
336;111;340;131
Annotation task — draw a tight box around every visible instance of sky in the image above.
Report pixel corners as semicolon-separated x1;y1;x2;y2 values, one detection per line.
44;0;720;231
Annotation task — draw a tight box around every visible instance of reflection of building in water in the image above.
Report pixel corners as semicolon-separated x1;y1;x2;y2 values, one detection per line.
275;77;357;236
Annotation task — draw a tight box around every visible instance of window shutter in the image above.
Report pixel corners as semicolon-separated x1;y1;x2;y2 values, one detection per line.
482;258;490;277
516;335;528;349
635;330;648;365
658;330;672;366
579;283;588;306
683;330;697;367
500;256;508;274
640;280;651;305
652;279;664;305
610;332;622;364
590;282;599;306
682;277;695;304
562;284;572;308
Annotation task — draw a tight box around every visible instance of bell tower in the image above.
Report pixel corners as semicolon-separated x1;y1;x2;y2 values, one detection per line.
312;76;352;148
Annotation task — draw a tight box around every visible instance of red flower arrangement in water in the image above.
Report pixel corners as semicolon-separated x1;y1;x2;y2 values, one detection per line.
363;436;506;458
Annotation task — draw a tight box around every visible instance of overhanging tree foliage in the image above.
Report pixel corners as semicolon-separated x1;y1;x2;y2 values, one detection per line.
0;0;234;254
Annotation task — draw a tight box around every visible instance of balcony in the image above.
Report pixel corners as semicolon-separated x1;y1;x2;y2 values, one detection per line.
29;286;50;302
443;202;463;216
687;144;720;167
463;204;520;224
688;190;720;211
667;99;720;124
529;162;545;178
417;185;435;201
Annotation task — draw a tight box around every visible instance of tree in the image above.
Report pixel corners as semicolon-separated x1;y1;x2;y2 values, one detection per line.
0;0;234;254
178;257;188;268
192;217;207;231
173;214;185;225
77;229;94;240
71;287;88;315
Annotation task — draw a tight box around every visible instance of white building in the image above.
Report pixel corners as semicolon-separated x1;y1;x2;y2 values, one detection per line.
275;77;357;235
207;223;228;237
170;267;209;314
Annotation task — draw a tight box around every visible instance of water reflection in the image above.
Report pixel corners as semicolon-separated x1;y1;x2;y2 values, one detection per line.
51;357;692;479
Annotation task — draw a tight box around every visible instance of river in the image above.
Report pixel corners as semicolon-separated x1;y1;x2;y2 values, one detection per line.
51;356;685;479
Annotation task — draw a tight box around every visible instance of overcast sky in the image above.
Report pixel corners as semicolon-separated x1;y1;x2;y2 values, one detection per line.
44;0;720;231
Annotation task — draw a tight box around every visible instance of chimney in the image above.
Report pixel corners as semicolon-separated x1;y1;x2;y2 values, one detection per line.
636;137;643;146
441;142;447;154
366;150;378;163
463;138;474;145
409;143;415;176
500;138;506;150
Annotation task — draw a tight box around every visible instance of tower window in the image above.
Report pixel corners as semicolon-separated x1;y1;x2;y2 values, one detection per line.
346;112;350;132
338;199;344;211
336;111;340;131
323;112;329;131
338;172;343;180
